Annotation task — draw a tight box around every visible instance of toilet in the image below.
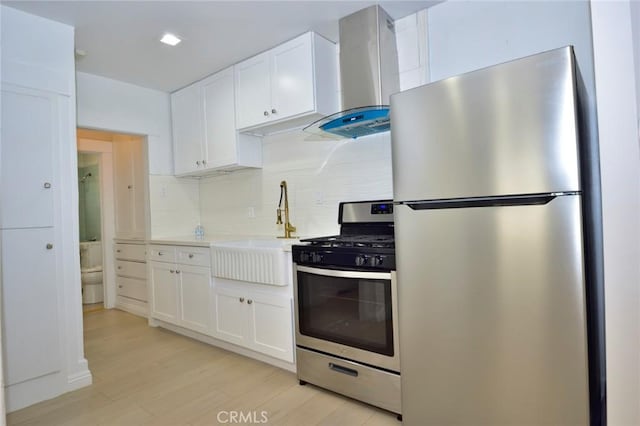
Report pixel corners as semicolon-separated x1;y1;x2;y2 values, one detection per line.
80;241;104;304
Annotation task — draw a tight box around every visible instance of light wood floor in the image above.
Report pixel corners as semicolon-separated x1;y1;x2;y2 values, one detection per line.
8;309;400;425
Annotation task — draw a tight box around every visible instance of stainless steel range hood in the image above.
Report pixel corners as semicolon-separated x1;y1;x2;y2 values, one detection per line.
304;5;399;139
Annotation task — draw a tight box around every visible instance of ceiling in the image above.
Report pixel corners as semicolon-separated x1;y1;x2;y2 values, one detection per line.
4;1;439;93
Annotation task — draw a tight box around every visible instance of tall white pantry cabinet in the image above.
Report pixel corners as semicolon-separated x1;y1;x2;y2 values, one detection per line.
0;6;91;412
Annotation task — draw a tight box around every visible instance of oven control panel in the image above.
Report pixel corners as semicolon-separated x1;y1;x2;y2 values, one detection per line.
292;248;395;271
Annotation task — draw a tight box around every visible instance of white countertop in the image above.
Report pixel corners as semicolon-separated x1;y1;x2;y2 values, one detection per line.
147;235;303;251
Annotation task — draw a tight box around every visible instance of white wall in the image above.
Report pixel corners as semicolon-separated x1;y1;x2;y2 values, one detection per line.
590;1;640;424
76;72;200;237
76;72;173;175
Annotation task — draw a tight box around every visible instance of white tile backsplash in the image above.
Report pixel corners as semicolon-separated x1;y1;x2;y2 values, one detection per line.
149;174;201;237
199;130;394;238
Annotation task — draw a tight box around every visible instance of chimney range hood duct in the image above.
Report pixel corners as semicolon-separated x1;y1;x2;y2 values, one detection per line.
304;5;399;139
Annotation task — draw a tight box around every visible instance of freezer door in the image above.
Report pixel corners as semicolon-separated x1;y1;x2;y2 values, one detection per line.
396;195;589;425
391;46;581;201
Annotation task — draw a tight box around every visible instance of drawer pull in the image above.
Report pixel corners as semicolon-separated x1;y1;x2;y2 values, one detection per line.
239;297;244;303
116;249;121;253
176;270;181;274
188;253;194;259
328;363;358;377
117;266;122;269
118;285;123;288
247;299;253;305
158;252;164;256
170;269;175;274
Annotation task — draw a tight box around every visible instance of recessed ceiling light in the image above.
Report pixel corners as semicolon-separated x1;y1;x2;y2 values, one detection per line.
160;33;181;46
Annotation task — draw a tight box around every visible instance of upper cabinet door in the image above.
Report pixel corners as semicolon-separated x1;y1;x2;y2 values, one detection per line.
270;33;315;120
0;86;55;229
113;139;134;237
202;67;238;168
171;83;204;175
235;52;271;129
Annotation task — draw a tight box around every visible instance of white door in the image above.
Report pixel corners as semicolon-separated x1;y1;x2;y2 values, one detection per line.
149;261;179;324
178;264;212;335
202;67;237;169
213;284;247;346
0;86;55;229
1;228;61;385
113;140;134;237
171;83;203;175
247;291;294;362
270;33;315;121
234;52;271;129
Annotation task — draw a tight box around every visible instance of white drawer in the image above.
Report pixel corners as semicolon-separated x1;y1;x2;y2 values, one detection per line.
147;245;177;263
115;260;146;280
176;246;211;267
116;277;147;301
115;243;146;262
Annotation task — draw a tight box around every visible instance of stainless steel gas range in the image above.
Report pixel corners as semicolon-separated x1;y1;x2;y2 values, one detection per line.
292;200;401;418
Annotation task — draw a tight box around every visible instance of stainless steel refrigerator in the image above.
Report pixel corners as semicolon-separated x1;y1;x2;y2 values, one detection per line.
391;46;605;425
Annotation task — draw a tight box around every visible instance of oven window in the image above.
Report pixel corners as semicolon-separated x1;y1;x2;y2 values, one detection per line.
297;271;394;356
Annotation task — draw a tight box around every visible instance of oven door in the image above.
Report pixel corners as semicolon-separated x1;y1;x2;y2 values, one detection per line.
294;264;400;372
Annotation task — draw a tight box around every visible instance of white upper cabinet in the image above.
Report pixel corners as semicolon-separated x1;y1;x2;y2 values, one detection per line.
171;67;261;177
235;32;339;135
171;82;205;175
0;85;55;229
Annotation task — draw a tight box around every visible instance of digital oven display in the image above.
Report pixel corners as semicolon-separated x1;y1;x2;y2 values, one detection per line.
371;203;393;215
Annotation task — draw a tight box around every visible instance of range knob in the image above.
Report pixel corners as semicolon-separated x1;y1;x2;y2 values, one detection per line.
355;255;369;266
373;256;384;267
300;252;311;263
311;253;324;263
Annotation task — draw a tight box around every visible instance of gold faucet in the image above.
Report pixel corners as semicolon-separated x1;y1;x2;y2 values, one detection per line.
276;180;296;239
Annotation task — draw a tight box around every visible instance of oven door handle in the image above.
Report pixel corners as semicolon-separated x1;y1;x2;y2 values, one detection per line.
295;265;392;280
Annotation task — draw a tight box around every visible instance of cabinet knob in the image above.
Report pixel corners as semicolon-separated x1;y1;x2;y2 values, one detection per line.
46;243;53;250
176;270;181;274
118;285;123;288
239;297;245;303
43;182;52;189
170;269;175;274
117;266;122;270
116;249;121;253
202;160;207;166
188;253;194;259
271;108;277;114
128;185;133;189
158;252;164;256
247;299;253;305
263;110;269;117
196;161;201;166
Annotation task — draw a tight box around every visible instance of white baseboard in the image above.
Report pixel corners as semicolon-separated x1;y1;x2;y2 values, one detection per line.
153;319;297;373
6;372;64;413
115;296;148;318
67;368;92;392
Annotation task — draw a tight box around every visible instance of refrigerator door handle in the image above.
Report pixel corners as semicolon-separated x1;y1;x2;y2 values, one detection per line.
404;192;579;211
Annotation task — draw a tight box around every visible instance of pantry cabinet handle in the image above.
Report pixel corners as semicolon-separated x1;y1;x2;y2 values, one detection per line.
247;299;253;305
43;182;52;189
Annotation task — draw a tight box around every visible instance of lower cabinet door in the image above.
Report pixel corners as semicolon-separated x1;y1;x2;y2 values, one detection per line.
178;264;212;335
247;291;294;362
1;228;62;385
149;261;179;324
213;284;247;347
